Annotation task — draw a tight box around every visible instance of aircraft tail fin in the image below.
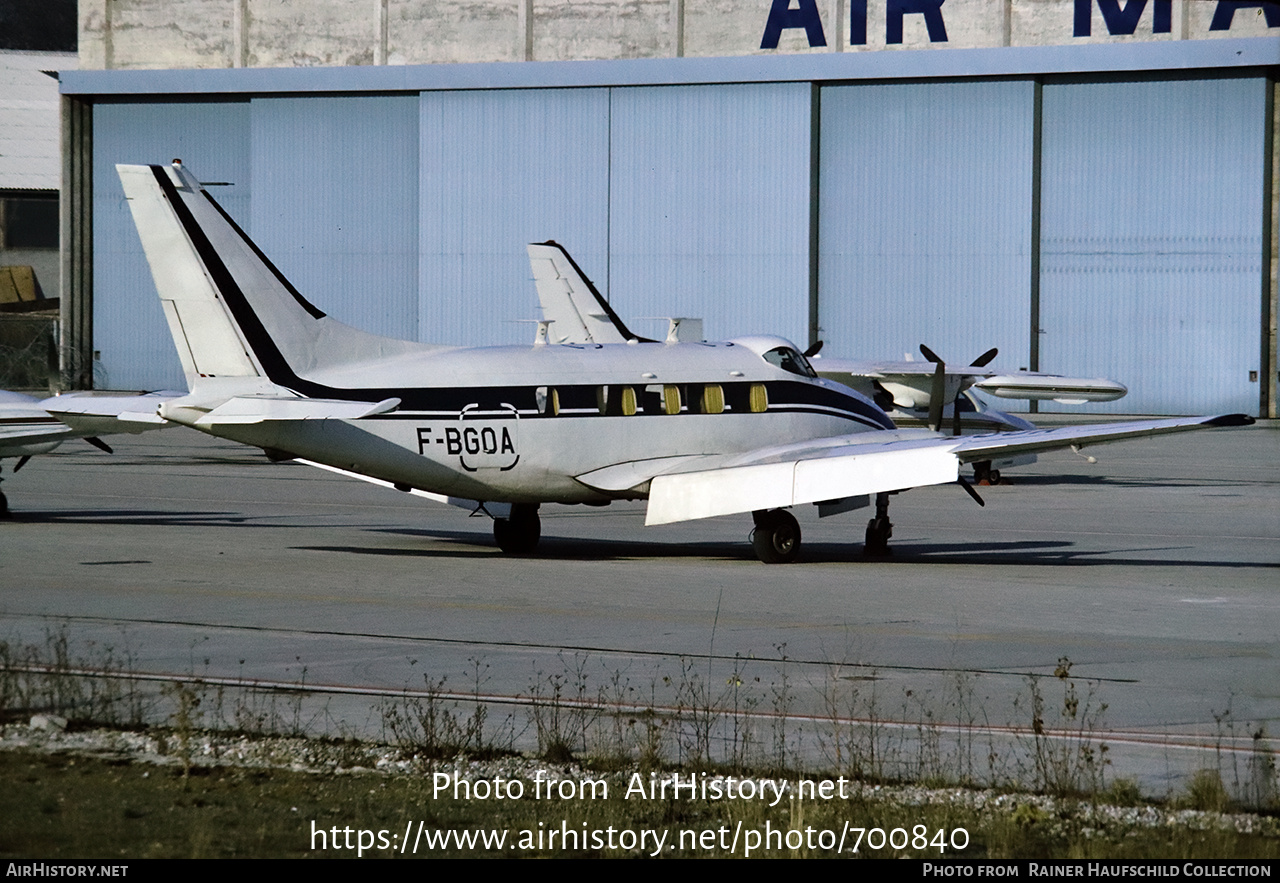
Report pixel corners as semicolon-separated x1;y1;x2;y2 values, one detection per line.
527;241;650;345
118;162;428;392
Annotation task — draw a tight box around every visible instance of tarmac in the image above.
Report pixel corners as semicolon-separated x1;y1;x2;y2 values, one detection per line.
1;419;1276;794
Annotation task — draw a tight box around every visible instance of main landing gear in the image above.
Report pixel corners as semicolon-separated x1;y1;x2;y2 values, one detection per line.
972;460;1002;486
493;503;540;555
0;464;10;519
863;492;893;558
751;509;801;564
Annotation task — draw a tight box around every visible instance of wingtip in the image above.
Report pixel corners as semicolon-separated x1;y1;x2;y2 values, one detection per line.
1205;414;1255;427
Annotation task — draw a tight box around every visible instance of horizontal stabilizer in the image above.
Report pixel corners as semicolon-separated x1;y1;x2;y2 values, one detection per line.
193;396;400;427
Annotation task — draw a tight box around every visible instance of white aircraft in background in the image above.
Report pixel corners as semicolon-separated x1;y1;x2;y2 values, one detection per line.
66;160;1251;563
0;388;173;515
527;240;1128;483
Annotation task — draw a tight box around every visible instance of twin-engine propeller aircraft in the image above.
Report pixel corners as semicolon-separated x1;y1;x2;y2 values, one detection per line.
78;161;1252;563
527;241;1129;482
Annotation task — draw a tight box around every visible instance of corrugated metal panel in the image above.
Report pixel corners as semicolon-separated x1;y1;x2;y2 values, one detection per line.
418;88;610;347
607;83;811;344
92;101;250;389
1040;77;1266;414
818;81;1034;368
249;95;419;341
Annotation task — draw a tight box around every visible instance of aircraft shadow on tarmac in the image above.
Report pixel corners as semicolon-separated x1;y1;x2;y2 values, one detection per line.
997;474;1266;490
297;529;1276;569
14;509;254;527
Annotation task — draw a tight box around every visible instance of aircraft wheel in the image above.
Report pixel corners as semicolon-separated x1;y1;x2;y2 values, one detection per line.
494;504;540;555
988;469;1002;485
751;510;801;564
0;489;9;519
864;515;893;557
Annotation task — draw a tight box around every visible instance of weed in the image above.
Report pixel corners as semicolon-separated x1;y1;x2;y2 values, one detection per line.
1019;657;1110;798
1182;769;1230;812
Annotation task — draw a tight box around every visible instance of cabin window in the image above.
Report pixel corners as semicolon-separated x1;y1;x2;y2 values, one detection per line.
662;385;682;415
699;384;725;415
619;386;638;416
534;386;560;416
749;383;768;413
598;385;639;416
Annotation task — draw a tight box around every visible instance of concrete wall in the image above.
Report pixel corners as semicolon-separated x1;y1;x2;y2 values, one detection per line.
78;0;1279;69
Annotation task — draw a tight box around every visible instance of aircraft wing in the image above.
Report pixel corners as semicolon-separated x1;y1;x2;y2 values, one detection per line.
813;357;1127;407
641;414;1252;525
1;390;79;455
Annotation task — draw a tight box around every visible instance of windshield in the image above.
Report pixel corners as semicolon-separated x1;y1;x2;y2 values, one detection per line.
762;346;818;378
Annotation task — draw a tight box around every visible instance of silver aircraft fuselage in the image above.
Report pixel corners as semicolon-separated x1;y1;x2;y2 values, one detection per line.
176;337;895;504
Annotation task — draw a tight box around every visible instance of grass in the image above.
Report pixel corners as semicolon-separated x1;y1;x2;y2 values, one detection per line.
1;627;1277;858
0;746;1276;859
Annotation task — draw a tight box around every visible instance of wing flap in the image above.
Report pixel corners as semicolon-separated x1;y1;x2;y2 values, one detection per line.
645;446;958;525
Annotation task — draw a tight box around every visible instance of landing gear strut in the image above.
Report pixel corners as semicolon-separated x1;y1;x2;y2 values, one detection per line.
863;492;893;557
751;509;801;564
0;465;8;519
493;503;540;555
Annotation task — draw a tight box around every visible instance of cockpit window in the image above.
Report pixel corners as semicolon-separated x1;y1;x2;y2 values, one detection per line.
762;346;818;378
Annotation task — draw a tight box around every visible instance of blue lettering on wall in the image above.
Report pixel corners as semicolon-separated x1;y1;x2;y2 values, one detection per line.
850;0;868;43
1074;0;1173;35
1209;1;1280;28
844;0;949;45
886;0;949;42
760;0;828;48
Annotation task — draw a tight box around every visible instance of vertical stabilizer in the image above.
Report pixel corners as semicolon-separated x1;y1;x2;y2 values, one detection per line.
527;241;647;345
118;162;431;394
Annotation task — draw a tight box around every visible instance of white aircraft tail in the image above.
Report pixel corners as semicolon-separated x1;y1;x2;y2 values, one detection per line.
527;241;647;345
118;162;429;392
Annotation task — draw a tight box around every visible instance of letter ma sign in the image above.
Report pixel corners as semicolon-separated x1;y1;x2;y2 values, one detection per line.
759;0;1278;48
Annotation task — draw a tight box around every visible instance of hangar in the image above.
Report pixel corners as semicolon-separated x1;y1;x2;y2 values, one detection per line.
59;6;1278;416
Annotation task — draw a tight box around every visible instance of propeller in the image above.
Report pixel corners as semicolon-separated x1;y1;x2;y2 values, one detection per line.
803;340;824;358
920;345;947;432
83;436;113;454
956;474;986;507
919;345;1000;435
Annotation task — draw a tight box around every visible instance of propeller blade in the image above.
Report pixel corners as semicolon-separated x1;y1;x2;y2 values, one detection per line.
927;359;945;432
919;343;942;364
13;455;32;473
970;347;998;368
957;475;986;507
951;394;962;436
83;436;113;454
803;340;824;358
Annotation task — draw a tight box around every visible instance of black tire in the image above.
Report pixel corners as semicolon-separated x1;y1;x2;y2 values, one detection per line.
864;515;893;557
751;510;801;564
0;490;8;519
493;504;540;555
